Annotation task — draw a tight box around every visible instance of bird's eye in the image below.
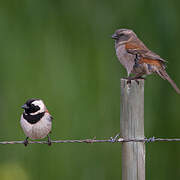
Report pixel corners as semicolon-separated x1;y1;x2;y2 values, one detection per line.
31;104;39;110
24;103;40;114
119;33;124;37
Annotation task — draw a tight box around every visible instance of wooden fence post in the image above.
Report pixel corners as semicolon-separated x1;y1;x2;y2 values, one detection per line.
120;79;145;180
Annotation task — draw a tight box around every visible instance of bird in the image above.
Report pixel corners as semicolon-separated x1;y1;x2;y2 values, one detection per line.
20;98;53;146
112;28;180;94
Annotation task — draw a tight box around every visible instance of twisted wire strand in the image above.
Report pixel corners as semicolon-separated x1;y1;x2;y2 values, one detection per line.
0;136;180;145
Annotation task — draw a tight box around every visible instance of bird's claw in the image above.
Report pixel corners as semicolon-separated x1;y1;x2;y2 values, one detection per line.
124;77;132;84
24;137;29;147
126;77;139;85
127;80;131;84
135;79;140;85
125;76;145;85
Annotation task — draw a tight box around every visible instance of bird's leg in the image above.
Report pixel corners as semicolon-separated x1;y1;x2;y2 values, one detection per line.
136;76;146;80
127;73;145;84
134;75;146;84
124;74;134;84
24;137;29;147
126;76;140;84
126;54;146;84
47;135;52;146
127;76;133;84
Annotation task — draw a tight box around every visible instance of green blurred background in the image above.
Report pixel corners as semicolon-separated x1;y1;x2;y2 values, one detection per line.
0;0;180;179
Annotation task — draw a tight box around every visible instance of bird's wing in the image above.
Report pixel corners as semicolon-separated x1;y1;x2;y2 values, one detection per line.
125;41;148;54
45;109;53;121
126;42;166;63
141;51;166;62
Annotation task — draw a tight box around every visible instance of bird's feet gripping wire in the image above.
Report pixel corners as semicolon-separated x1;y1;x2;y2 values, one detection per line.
24;137;29;147
47;135;52;146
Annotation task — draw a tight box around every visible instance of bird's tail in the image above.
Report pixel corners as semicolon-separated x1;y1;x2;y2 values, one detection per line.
157;69;180;94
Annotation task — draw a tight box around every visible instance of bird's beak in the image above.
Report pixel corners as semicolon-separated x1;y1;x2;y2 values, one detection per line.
21;104;29;109
111;33;118;39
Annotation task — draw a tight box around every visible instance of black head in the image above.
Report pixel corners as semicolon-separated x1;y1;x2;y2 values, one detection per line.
112;29;135;43
22;98;42;115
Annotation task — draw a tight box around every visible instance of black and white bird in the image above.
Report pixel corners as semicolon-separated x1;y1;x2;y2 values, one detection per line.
20;98;53;146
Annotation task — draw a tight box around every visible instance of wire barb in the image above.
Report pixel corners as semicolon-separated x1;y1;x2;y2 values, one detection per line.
145;136;156;143
110;133;120;143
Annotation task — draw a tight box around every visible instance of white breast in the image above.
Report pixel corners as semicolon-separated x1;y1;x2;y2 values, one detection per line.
20;113;52;139
115;44;135;76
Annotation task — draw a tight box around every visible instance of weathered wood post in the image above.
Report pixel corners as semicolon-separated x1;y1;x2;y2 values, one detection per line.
120;79;145;180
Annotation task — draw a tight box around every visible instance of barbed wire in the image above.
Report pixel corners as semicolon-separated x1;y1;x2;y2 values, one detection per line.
1;135;180;145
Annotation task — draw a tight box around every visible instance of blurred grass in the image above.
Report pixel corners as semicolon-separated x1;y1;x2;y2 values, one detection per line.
0;0;180;180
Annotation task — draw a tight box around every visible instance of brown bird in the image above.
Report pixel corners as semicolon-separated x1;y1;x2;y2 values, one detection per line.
112;28;180;94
